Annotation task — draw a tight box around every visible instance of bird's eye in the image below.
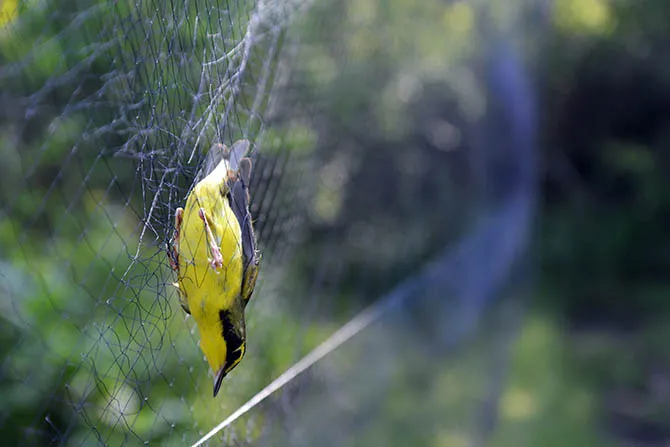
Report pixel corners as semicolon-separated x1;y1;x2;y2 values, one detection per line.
219;310;245;373
225;342;245;373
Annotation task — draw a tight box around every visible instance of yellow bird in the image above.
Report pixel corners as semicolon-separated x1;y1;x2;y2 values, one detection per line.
168;139;260;397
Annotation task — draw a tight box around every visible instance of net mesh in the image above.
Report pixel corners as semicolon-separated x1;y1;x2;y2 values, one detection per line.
0;0;540;445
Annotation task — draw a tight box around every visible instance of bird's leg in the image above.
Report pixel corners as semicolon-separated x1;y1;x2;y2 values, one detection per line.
169;208;184;271
198;208;224;269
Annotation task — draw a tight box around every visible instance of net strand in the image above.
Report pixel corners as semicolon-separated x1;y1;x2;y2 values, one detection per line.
191;290;402;446
0;0;538;444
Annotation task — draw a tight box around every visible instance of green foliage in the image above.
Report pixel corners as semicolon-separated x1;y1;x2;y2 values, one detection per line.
540;1;670;323
535;2;670;443
490;314;609;447
2;0;670;445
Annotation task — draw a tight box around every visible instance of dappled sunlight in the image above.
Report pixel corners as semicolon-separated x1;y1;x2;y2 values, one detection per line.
501;387;537;421
442;2;475;38
491;314;605;447
434;431;469;447
554;0;614;34
0;0;17;27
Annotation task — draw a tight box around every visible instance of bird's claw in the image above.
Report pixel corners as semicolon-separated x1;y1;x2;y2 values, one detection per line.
208;250;224;270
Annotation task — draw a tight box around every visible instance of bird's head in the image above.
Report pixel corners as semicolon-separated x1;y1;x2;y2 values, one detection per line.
198;297;247;397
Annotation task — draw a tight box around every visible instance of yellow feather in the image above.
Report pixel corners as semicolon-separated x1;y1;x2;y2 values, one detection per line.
171;142;258;396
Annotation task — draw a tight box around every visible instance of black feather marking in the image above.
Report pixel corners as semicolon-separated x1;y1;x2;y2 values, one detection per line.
219;309;245;373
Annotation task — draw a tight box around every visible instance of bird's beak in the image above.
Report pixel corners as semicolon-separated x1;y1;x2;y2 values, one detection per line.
213;366;226;397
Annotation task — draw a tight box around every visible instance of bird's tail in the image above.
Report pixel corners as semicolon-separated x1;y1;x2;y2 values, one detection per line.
199;139;251;182
227;139;251;173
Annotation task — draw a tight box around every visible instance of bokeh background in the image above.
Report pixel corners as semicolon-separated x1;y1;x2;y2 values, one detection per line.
1;0;669;445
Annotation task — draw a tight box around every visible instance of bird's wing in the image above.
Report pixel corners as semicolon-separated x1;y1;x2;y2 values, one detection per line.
228;157;259;304
228;139;250;173
197;139;251;183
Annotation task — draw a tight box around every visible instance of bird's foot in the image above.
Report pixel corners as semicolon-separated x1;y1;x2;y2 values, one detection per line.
199;207;224;270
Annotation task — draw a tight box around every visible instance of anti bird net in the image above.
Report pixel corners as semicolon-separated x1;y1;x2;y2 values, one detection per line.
0;0;540;445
